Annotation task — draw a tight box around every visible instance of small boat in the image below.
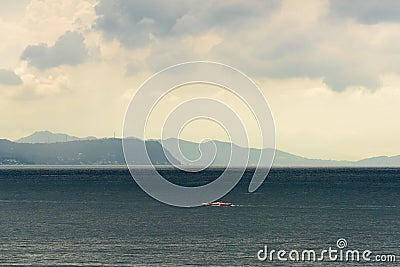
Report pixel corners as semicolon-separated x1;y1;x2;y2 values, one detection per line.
203;200;233;207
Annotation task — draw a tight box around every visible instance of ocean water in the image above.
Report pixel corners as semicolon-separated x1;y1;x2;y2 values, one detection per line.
0;167;399;266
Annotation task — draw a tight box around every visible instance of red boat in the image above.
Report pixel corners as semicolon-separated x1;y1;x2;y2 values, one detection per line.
203;200;233;207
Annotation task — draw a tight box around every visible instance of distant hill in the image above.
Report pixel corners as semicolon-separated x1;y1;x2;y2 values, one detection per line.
355;155;400;167
16;131;97;143
1;132;400;166
162;138;353;167
161;138;400;167
0;138;179;165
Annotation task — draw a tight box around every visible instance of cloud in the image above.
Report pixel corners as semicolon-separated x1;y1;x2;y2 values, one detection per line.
261;77;400;160
94;0;187;47
329;0;400;24
21;31;87;69
94;0;280;47
12;0;400;93
0;1;30;19
9;72;71;101
0;69;22;85
172;1;280;34
207;0;400;91
94;0;399;91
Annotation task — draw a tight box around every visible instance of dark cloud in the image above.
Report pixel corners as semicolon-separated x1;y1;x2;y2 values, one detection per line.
0;69;22;86
172;1;280;34
210;22;386;91
21;31;87;69
96;0;398;91
94;0;186;47
330;0;400;24
261;49;381;91
94;0;280;47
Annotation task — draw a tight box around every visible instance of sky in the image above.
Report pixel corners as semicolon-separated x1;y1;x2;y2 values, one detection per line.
1;0;400;161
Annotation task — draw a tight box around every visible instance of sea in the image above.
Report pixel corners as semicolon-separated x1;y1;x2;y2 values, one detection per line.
0;166;399;266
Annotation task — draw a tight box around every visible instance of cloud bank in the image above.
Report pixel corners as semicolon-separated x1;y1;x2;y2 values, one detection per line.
94;0;280;47
93;0;400;91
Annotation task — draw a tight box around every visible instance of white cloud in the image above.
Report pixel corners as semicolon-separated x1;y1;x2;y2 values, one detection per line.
23;0;96;43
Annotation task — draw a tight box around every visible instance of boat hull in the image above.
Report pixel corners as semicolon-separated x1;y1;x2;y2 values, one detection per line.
203;202;233;207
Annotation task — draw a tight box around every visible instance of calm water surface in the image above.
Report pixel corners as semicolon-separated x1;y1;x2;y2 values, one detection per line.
0;167;399;266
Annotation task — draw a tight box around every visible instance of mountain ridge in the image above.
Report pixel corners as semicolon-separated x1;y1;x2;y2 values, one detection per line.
0;138;178;165
0;132;399;166
16;131;97;143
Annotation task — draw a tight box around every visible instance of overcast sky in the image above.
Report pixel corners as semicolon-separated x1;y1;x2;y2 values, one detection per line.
1;0;400;160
